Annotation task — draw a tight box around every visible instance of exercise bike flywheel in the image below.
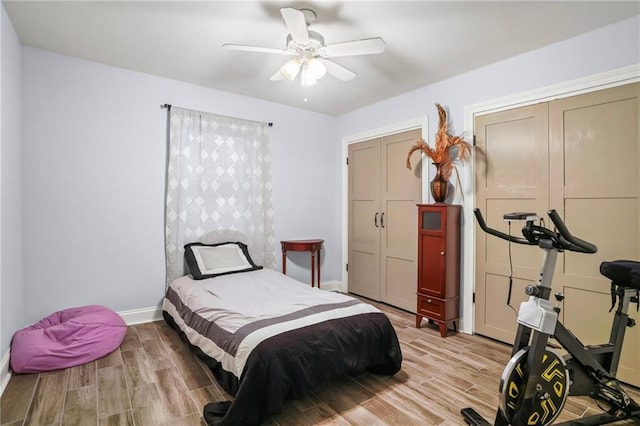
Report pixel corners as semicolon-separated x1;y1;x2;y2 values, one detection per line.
499;347;570;425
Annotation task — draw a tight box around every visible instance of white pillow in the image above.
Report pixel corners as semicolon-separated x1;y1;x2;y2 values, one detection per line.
193;244;251;274
184;242;261;280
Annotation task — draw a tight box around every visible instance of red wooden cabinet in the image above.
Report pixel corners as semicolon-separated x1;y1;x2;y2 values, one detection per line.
416;204;461;337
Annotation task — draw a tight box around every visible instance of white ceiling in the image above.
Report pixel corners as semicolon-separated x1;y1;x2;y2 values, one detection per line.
4;1;639;116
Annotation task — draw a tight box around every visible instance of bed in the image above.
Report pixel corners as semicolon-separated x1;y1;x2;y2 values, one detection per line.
162;241;403;426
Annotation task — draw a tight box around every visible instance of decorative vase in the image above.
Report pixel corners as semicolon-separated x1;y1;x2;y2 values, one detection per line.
430;162;449;203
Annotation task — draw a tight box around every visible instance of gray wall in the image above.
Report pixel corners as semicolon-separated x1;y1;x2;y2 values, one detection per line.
338;15;640;138
0;6;23;364
21;47;339;326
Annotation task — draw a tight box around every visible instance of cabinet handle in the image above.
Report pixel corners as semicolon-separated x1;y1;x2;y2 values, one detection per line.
374;212;379;228
440;251;445;256
381;212;385;228
427;299;432;303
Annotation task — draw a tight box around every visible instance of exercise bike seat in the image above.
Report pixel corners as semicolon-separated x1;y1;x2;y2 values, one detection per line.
600;260;640;290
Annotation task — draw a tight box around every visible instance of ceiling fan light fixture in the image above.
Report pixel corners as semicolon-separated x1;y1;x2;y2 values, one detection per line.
306;57;326;80
280;58;302;80
300;64;317;86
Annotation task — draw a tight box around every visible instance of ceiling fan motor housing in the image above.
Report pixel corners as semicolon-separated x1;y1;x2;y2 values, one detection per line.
286;30;325;56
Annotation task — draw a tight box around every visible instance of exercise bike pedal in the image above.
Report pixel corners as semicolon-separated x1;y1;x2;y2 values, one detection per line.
460;408;492;425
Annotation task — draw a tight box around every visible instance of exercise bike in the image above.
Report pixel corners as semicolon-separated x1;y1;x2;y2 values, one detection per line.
461;208;640;425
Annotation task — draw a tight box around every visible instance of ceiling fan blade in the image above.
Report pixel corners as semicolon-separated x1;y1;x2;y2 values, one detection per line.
280;8;309;45
223;44;291;55
321;59;356;81
321;37;386;58
270;70;284;81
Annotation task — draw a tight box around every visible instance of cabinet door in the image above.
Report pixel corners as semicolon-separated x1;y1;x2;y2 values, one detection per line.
418;233;446;297
418;206;447;297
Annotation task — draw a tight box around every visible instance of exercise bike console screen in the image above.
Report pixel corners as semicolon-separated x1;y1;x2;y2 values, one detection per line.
503;211;539;221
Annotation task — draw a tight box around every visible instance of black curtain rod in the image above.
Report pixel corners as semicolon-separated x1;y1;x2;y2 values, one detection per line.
160;103;273;127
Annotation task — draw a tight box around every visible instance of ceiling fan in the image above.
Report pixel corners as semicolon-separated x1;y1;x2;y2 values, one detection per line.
223;8;386;86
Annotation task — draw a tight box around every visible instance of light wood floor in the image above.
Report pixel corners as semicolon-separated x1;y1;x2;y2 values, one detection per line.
2;300;640;426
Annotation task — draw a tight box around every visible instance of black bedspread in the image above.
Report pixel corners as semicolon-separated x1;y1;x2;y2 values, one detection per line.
164;310;402;425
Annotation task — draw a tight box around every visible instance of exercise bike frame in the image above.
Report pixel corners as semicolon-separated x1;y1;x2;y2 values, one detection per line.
462;209;640;426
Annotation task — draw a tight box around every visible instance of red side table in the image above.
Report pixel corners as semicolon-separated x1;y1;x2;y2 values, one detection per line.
281;239;324;288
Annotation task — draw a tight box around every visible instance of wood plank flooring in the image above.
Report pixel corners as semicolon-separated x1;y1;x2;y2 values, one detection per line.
2;300;639;425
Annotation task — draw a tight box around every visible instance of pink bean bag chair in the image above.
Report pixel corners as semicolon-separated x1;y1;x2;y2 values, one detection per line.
10;305;127;374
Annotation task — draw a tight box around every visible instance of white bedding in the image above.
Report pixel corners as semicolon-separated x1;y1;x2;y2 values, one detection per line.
162;268;379;377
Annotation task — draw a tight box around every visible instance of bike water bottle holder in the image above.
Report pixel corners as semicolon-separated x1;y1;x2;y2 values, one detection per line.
517;296;558;334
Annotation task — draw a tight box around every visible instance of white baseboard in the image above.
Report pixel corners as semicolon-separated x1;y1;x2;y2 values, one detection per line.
117;306;163;325
0;281;351;397
318;280;345;292
1;350;11;397
0;307;162;397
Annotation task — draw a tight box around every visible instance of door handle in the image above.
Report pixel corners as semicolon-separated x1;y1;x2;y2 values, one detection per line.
374;212;379;228
381;212;385;228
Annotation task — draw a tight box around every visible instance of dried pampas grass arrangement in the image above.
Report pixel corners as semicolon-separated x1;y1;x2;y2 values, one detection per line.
406;103;471;180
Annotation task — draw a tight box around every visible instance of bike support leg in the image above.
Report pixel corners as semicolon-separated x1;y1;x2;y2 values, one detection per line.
512;331;550;425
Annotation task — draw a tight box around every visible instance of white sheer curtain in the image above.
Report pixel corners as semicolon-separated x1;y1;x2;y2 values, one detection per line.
165;106;275;285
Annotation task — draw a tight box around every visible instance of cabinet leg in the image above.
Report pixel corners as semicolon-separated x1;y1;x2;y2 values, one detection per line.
438;322;448;338
415;315;422;328
282;252;287;275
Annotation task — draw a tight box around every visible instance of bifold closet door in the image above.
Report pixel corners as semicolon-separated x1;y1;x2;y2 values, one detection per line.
379;130;422;311
474;103;550;343
474;83;640;386
348;129;421;312
548;83;640;386
348;139;382;300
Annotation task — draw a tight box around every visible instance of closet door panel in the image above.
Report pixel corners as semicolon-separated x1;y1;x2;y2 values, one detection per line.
351;201;378;248
485;198;540;270
482;274;529;335
562;287;611;345
474;104;548;342
384;256;416;311
480;107;546;199
563;198;637;287
562;97;637;199
385;200;418;255
380;129;422;312
349;250;380;300
348;139;381;300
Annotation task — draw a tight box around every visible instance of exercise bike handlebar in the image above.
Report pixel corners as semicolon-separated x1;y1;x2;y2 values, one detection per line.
473;208;531;245
546;209;597;254
473;208;597;254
